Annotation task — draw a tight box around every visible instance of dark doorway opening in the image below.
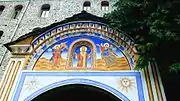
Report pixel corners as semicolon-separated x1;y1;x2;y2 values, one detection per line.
32;84;122;101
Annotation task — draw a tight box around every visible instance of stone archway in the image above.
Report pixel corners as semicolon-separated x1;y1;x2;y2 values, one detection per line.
24;78;130;101
66;38;96;69
31;84;122;101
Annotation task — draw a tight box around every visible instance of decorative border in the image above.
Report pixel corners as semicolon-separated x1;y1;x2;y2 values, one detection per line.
32;21;134;47
12;71;145;101
30;34;133;70
26;21;138;69
25;79;130;101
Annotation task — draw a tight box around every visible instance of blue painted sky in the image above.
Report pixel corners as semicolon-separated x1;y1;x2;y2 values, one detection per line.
41;35;125;63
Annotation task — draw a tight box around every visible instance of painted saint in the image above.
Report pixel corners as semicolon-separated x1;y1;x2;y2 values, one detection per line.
76;46;91;68
51;42;68;66
99;43;117;67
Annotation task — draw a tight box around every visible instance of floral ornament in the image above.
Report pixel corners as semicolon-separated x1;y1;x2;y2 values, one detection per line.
24;76;39;91
119;77;135;92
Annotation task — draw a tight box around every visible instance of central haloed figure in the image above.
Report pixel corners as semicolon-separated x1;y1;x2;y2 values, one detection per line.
76;46;91;68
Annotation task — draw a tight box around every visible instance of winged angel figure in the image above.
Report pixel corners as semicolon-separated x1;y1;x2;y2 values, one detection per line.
97;43;117;68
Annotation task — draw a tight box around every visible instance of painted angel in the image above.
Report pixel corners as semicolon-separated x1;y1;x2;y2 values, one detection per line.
51;42;68;66
97;43;117;67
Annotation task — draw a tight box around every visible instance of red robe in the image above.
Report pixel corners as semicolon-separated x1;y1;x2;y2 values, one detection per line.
52;49;61;65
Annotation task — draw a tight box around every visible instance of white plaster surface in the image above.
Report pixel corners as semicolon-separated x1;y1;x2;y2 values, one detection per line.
11;71;141;101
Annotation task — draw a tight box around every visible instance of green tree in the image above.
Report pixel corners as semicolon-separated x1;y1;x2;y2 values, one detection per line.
104;0;180;73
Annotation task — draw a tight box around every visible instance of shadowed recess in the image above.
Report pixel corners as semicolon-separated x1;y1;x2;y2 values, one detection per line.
32;84;122;101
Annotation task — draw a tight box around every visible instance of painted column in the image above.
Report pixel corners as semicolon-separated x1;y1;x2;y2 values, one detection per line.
0;56;25;101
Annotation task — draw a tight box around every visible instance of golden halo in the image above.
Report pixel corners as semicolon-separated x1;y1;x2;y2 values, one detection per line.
104;43;109;48
53;45;60;49
80;46;87;52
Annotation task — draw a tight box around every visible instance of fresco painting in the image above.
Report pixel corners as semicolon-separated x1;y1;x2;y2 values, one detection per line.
96;43;129;70
34;35;130;71
73;46;92;68
51;42;68;66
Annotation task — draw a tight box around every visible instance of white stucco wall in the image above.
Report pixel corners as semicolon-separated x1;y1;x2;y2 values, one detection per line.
10;71;146;101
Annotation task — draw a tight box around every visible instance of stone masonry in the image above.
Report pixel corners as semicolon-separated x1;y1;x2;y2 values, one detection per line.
0;0;115;80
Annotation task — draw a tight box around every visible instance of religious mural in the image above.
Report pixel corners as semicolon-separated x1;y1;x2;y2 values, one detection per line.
73;46;91;68
34;35;130;71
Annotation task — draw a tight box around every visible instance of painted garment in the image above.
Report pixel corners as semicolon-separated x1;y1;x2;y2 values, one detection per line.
52;48;61;65
76;53;90;67
100;46;117;66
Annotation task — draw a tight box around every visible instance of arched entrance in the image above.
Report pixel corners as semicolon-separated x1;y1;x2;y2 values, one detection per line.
23;78;131;101
32;84;122;101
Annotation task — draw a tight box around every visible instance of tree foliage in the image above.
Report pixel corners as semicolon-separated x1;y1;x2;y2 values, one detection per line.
104;0;180;72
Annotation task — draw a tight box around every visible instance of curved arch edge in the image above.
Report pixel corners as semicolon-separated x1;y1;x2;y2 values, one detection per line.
29;34;134;70
24;78;130;101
